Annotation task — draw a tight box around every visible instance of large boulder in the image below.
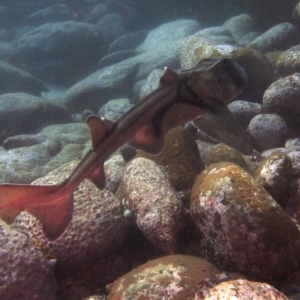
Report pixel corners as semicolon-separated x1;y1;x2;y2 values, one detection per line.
17;21;108;85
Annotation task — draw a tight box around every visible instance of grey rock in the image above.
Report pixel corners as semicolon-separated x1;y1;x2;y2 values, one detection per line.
25;4;73;26
98;98;132;122
237;31;258;47
57;62;138;113
287;151;300;178
137;19;200;52
0;93;71;144
0;41;19;63
223;14;254;42
263;73;300;127
17;21;107;84
85;3;109;24
227;100;262;129
0;220;57;300
99;50;138;68
0;60;46;95
286;138;300;152
248;114;289;152
0;123;90;183
138;69;164;100
247;23;299;53
195;26;236;45
109;30;148;53
255;151;292;206
96;13;127;43
104;152;126;193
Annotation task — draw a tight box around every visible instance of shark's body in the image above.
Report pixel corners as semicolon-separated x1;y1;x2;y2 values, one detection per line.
0;58;253;240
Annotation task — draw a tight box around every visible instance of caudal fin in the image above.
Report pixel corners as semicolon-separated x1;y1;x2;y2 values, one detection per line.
0;183;73;241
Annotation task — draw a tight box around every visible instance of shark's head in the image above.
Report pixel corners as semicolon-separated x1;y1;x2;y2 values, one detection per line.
185;58;248;105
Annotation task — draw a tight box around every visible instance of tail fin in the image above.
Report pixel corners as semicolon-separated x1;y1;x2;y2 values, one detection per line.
0;183;73;241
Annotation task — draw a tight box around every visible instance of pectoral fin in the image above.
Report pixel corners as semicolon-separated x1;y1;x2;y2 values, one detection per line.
127;124;164;154
192;103;253;155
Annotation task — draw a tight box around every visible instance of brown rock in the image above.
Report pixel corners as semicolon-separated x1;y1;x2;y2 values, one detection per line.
191;162;300;285
107;254;220;300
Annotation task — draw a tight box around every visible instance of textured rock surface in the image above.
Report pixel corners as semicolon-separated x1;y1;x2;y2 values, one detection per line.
123;157;184;253
248;114;289;152
12;160;130;264
263;73;300;127
136;126;203;195
0;92;71;144
255;151;292;205
195;279;290;300
0;220;57;299
0;123;90;184
107;254;220;299
191;162;300;285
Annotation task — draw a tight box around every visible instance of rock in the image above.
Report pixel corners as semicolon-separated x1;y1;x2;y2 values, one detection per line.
286;138;300;151
123;157;184;253
57;62;138;113
107;254;220;299
137;19;200;52
243;0;296;30
82;296;106;300
293;2;300;27
180;31;238;70
227;100;262;129
84;3;109;24
0;219;57;299
135;126;203;195
98;98;132;122
277;48;300;76
194;272;246;299
25;4;73;26
0;41;19;63
12;160;130;264
96;13;127;43
204;143;249;171
191;162;300;285
0;60;46;95
17;21;107;85
195;279;290;299
99;50;138;68
263;73;300;127
191;27;236;45
138;68;164;99
255;151;293;205
285;178;300;225
287;151;300;177
0;123;89;183
104;152;126;194
223;14;254;42
248;114;289;152
0;92;71;144
108;30;148;53
247;23;299;53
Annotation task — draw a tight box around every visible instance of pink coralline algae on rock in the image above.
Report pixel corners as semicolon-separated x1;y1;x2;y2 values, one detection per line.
195;279;290;300
122;157;185;254
190;162;300;286
0;219;57;299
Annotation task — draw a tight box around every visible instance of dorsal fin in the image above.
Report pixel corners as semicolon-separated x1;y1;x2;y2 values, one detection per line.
158;67;179;88
86;115;114;149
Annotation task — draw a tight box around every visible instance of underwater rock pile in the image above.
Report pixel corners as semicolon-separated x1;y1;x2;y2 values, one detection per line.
2;0;300;299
